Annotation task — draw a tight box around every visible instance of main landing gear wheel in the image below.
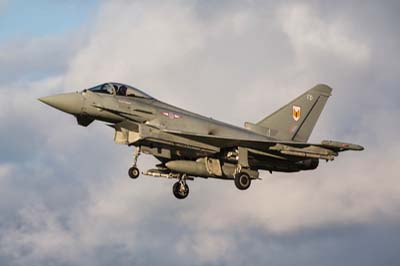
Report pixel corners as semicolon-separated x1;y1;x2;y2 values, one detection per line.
173;181;189;199
234;172;251;190
128;166;140;179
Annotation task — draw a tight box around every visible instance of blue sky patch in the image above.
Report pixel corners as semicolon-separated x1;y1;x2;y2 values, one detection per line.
0;0;99;41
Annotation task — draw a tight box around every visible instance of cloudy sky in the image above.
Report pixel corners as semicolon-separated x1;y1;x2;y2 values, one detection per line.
0;0;399;265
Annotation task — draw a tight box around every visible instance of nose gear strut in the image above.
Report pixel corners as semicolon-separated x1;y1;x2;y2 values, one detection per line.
128;147;141;179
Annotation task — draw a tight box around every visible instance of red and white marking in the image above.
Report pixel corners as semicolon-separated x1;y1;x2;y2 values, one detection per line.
162;111;182;119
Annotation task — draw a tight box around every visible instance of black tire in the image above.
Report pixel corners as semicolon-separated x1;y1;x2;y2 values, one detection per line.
128;166;140;179
234;172;251;190
173;181;189;199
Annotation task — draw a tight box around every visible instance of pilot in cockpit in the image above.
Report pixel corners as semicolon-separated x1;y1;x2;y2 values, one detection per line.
117;85;128;96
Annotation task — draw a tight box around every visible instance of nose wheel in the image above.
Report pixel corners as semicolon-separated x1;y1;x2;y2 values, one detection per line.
128;147;141;179
173;175;189;199
128;166;140;179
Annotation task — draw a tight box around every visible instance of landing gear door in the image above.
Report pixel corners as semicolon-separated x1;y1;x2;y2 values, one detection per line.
76;90;95;127
237;147;249;168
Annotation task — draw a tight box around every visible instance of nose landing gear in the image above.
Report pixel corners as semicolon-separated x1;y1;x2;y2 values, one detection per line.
128;147;141;179
128;166;140;179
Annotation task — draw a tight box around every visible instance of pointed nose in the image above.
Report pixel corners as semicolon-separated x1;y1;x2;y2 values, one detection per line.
39;92;83;115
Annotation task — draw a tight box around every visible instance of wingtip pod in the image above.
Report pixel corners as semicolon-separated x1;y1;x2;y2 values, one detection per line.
343;143;364;151
353;144;365;151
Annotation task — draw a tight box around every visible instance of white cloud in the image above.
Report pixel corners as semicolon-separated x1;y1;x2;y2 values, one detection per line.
0;164;13;179
177;231;234;264
0;33;83;84
63;1;205;90
0;175;166;265
277;3;370;66
0;204;79;264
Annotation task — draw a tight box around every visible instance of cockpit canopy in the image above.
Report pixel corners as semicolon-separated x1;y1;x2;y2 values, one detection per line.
87;82;154;99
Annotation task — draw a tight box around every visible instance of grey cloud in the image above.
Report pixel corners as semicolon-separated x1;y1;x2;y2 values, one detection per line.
0;0;399;265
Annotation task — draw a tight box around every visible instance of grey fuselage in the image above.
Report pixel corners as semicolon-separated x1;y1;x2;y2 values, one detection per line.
82;91;267;141
42;83;361;176
39;82;365;198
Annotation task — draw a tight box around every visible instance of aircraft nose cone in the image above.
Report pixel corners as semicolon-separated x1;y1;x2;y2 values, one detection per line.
39;92;83;115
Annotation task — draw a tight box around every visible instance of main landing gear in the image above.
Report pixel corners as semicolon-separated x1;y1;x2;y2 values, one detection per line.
128;147;141;179
234;172;251;190
233;147;253;191
172;174;189;199
127;147;190;199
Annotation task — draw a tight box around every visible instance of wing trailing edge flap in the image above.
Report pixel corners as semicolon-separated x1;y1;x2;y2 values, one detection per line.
163;130;363;161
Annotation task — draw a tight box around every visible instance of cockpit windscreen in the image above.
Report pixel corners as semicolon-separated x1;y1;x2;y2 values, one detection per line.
87;82;154;99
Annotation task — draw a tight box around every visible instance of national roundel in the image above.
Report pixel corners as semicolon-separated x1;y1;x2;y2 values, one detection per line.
292;105;301;121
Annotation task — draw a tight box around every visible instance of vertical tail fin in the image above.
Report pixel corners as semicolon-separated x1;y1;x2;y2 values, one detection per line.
248;84;332;142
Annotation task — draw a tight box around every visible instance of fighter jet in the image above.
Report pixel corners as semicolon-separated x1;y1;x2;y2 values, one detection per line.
39;83;363;199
